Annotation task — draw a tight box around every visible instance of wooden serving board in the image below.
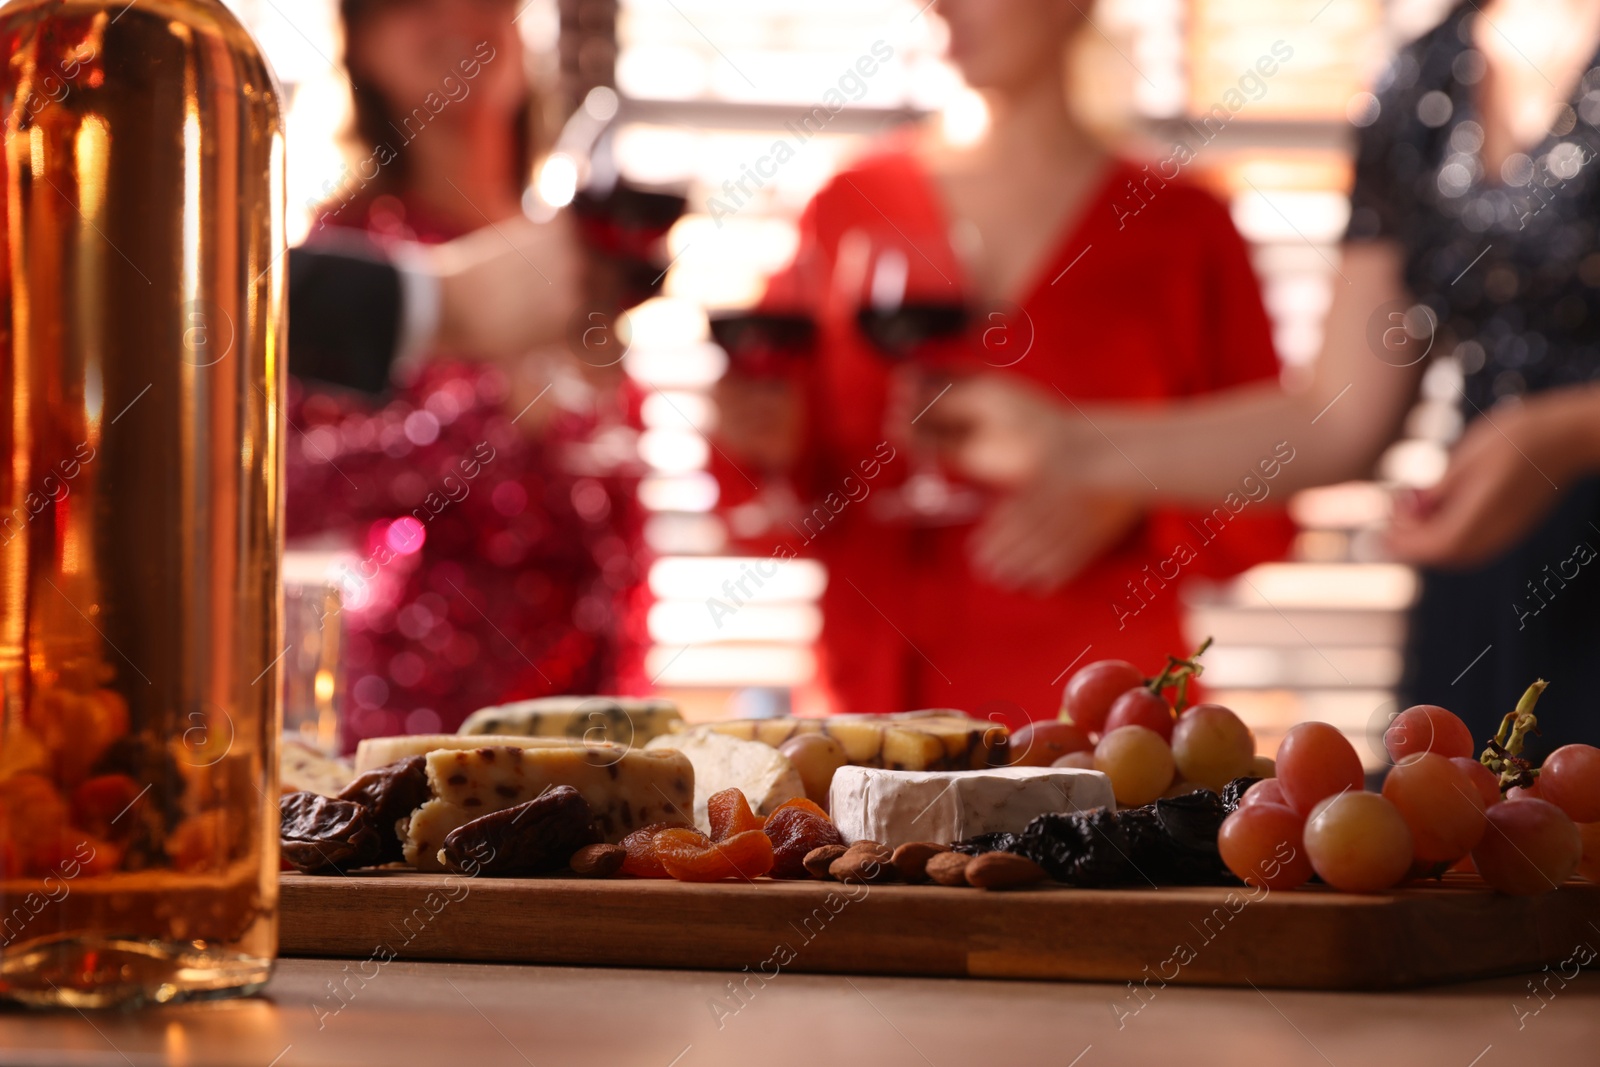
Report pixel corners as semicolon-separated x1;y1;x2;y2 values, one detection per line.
280;871;1600;990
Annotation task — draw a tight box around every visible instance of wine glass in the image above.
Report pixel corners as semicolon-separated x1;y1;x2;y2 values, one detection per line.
708;309;816;538
852;235;984;525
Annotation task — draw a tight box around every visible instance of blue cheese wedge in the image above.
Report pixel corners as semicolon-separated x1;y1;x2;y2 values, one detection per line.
458;696;683;747
403;743;694;871
829;766;1116;846
644;731;804;831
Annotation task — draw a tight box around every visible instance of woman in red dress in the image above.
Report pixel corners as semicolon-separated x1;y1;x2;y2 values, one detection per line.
288;0;647;745
712;0;1292;729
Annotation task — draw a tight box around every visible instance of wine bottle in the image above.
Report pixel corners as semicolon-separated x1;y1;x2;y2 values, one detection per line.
1;0;285;1007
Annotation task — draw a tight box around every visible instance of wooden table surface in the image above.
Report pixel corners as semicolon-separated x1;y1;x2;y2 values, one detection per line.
1;957;1595;1066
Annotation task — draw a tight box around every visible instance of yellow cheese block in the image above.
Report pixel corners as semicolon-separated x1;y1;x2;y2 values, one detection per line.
458;696;683;746
354;734;576;773
402;743;694;871
688;712;1008;771
280;739;355;797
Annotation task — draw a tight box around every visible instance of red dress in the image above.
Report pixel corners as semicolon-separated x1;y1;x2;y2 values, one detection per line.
714;150;1292;729
287;195;649;748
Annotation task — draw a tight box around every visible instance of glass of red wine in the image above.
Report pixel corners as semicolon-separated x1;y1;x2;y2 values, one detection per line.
853;239;984;525
709;309;817;538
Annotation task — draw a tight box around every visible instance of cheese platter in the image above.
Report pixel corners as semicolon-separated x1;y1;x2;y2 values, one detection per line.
277;653;1600;993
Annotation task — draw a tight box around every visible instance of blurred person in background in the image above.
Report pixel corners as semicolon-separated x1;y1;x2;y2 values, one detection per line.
287;0;649;746
923;0;1600;745
710;0;1293;729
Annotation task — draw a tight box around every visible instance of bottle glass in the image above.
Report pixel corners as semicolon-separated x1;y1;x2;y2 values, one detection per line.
0;0;285;1007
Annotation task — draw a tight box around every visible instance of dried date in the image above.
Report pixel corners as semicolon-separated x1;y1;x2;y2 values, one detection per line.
338;756;430;864
440;785;600;876
280;791;384;873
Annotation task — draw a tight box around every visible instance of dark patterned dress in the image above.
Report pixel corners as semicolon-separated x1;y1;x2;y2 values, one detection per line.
1347;3;1600;743
287;194;647;749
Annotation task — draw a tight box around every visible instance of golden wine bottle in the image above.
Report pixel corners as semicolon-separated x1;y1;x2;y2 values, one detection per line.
0;0;284;1007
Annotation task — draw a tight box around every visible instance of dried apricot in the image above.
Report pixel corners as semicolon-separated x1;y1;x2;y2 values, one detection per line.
620;821;686;878
769;797;830;821
764;807;844;879
656;827;774;881
70;774;143;841
707;788;764;841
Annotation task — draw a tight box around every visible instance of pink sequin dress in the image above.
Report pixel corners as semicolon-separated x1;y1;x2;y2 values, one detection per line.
288;195;647;749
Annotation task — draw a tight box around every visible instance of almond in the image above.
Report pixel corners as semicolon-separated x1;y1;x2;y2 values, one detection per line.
830;841;897;883
803;844;849;879
965;851;1048;890
892;841;951;884
925;851;973;887
569;842;626;878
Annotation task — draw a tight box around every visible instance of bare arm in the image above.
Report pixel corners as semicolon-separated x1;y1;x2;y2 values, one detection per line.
430;213;581;360
929;241;1428;503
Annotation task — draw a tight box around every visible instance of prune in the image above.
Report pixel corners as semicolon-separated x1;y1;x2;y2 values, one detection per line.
950;832;1019;856
1220;776;1262;813
440;785;600;876
1157;788;1227;848
1119;805;1174;879
338;756;430;863
280;792;384;873
763;807;843;879
707;788;765;841
1014;808;1130;886
656;827;774;881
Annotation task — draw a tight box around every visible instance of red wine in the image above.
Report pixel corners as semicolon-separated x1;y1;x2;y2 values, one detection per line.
855;303;970;361
709;312;816;376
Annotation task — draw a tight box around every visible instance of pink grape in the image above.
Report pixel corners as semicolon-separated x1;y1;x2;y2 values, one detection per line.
1381;754;1487;863
1506;782;1543;801
1303;792;1414;892
1538;744;1600;823
1009;720;1094;767
1062;660;1144;735
1170;704;1256;792
1219;803;1313;890
1051;751;1097;771
1471;798;1581;896
1451;757;1501;807
1277;722;1365;816
1237;778;1289;810
1383;705;1475;761
1103;688;1175;741
1578;822;1600;883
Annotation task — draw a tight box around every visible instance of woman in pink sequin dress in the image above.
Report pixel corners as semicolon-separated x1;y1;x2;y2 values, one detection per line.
288;0;647;747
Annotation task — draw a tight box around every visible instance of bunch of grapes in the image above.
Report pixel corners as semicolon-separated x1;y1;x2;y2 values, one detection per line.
1016;640;1271;807
1217;680;1600;896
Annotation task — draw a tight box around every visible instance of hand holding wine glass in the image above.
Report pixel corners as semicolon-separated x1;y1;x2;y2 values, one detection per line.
851;233;984;525
709;309;817;536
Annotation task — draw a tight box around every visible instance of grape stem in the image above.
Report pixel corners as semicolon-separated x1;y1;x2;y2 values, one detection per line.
1479;679;1546;793
1145;636;1213;713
